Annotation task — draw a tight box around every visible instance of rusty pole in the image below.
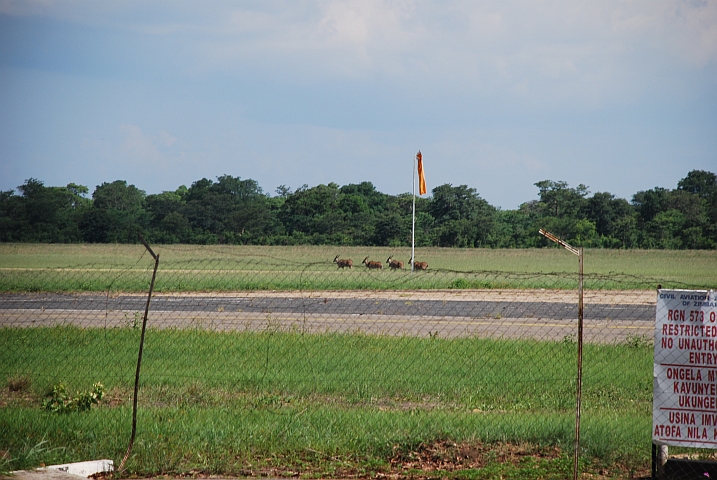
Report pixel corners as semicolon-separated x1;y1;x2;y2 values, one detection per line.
574;246;584;480
539;229;583;480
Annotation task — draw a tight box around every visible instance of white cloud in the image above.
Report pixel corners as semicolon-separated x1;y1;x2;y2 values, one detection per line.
177;1;716;109
157;130;176;147
6;1;715;108
610;0;717;67
119;124;176;166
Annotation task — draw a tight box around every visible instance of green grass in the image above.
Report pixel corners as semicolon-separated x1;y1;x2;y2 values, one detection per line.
1;242;705;478
2;326;652;477
1;243;714;292
0;405;629;477
2;243;716;276
2;327;652;408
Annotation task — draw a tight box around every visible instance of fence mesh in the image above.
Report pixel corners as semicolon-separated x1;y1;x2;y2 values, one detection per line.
1;245;712;478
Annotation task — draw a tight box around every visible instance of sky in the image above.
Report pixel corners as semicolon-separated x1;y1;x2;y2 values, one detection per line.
1;1;715;210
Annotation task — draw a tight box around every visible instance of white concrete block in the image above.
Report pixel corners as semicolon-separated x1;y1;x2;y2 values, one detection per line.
44;460;113;478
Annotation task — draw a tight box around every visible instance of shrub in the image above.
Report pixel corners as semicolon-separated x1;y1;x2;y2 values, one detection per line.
42;383;105;414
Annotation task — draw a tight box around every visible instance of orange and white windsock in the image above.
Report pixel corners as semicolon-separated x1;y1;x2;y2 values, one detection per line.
416;151;427;195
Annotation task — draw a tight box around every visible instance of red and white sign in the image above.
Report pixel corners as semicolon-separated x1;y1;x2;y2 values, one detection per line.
653;289;717;448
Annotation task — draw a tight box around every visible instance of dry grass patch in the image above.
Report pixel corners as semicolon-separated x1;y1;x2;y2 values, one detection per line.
387;440;563;472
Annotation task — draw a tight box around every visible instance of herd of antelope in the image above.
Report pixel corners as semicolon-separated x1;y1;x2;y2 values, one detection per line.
333;255;427;271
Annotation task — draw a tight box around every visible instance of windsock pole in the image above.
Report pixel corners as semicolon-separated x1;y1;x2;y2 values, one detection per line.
411;154;416;273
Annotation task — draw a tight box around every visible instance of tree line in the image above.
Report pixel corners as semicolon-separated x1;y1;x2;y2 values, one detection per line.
1;170;715;249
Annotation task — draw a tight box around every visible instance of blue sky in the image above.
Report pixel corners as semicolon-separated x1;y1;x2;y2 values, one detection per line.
1;0;715;209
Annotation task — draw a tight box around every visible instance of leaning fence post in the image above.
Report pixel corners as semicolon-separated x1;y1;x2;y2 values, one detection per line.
118;234;160;472
576;246;584;479
538;229;583;480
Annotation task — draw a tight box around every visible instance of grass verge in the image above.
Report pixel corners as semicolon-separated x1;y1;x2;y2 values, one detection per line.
2;326;653;477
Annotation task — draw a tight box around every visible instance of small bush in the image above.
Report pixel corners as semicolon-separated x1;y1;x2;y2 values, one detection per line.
623;334;652;349
42;383;105;414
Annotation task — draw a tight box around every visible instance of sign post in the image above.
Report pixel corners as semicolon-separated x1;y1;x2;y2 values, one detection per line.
653;289;717;476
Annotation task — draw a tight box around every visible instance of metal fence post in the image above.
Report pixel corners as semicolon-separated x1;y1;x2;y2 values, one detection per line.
538;230;583;480
574;246;584;480
118;235;160;472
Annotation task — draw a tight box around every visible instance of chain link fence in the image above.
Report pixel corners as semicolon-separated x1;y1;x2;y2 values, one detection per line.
1;244;712;478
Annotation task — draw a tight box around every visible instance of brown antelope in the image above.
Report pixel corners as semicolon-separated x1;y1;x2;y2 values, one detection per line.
362;256;382;270
386;255;404;270
333;255;353;269
409;257;428;270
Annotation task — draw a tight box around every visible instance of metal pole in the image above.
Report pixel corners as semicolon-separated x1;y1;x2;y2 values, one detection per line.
411;153;416;273
657;444;668;479
119;236;159;472
538;229;583;480
573;247;584;480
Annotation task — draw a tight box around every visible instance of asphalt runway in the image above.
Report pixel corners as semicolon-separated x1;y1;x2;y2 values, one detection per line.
0;292;656;342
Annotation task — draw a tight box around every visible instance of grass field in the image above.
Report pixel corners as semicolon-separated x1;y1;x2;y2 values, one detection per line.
2;243;713;478
1;243;715;292
2;326;652;478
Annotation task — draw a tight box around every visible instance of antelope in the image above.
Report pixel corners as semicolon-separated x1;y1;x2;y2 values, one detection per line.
333;255;353;269
386;256;404;270
409;257;428;270
362;256;383;270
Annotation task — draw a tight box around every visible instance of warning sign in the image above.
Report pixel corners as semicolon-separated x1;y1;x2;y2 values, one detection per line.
653;289;717;448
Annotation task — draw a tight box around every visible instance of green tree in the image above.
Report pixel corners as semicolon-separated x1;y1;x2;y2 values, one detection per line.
84;180;147;243
493;207;538;248
372;212;409;246
677;170;717;198
647;209;685;249
612;214;639;248
4;179;90;242
145;191;184;228
572;219;598;246
428;184;495;247
3;168;715;249
144;188;190;243
632;187;669;225
0;189;19;241
339;182;388;212
158;211;192;243
278;183;342;239
633;177;715;249
179;175;279;243
534;180;589;218
531;180;589;245
678;170;717;247
582;192;637;247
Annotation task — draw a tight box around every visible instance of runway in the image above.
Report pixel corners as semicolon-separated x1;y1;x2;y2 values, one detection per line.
0;291;656;342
